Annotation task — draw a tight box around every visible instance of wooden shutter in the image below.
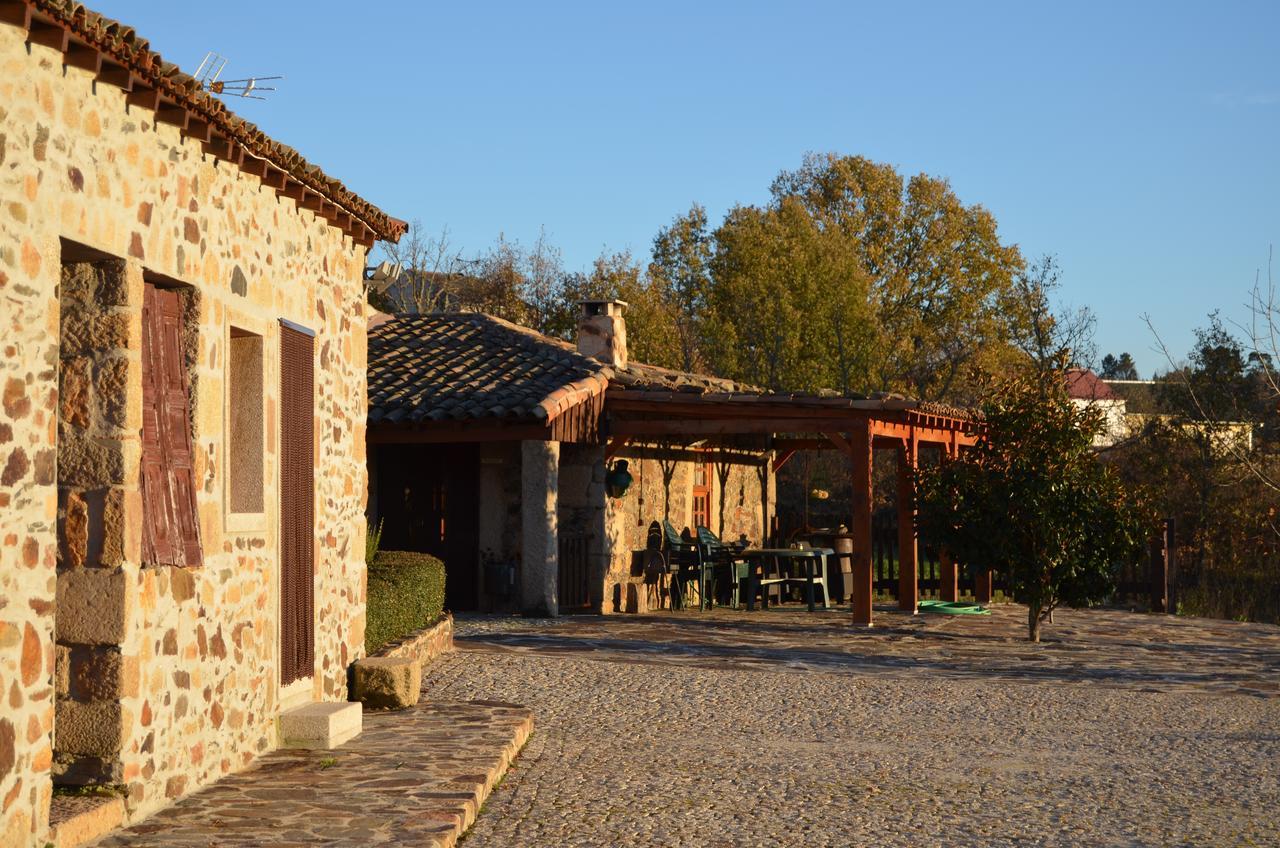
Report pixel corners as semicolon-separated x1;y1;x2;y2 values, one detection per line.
279;322;315;684
141;283;203;567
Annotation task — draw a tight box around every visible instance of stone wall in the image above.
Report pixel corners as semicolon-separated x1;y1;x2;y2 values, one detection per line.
0;23;371;844
601;445;773;614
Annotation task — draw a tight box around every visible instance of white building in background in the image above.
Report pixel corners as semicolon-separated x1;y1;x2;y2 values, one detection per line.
1066;369;1129;447
1066;369;1254;452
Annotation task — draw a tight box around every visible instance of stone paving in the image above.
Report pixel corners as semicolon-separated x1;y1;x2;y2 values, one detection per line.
430;605;1280;847
90;700;532;847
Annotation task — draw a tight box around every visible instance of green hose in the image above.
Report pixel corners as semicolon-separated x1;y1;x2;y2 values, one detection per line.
917;599;991;615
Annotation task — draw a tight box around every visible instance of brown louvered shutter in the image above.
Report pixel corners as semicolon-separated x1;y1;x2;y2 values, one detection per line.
141;283;203;567
279;321;315;684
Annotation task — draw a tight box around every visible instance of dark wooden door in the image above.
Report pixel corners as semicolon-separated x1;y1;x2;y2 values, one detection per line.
376;444;480;610
140;283;202;567
279;322;315;685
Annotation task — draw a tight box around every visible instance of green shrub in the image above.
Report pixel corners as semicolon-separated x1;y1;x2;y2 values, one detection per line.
365;518;384;566
365;551;446;654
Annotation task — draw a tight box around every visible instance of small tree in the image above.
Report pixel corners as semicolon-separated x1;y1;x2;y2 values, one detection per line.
916;361;1150;641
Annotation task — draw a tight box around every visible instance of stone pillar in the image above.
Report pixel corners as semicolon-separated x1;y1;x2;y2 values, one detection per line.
54;259;144;786
896;437;918;613
521;440;559;616
850;421;874;627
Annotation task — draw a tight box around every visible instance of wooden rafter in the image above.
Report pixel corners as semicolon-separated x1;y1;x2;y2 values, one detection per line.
771;448;797;473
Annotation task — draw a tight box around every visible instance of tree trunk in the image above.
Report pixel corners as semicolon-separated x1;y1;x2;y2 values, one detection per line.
1027;603;1042;642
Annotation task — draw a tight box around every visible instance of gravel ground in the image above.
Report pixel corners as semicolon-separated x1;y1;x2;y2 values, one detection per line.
431;608;1280;848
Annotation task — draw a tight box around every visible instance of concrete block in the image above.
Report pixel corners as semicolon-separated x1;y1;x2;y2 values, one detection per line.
351;657;421;710
279;702;362;749
56;567;133;645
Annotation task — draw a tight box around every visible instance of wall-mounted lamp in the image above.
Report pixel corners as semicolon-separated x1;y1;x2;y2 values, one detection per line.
605;459;633;499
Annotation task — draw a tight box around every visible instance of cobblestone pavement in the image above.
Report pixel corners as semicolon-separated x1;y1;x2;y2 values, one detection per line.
431;605;1280;847
92;701;532;847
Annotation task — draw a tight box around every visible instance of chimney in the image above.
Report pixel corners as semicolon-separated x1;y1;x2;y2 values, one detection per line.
576;300;628;370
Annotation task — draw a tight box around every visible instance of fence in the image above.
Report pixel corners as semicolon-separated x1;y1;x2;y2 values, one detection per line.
867;515;1175;607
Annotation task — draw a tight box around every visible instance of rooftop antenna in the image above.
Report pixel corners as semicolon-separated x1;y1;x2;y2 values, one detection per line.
194;51;282;101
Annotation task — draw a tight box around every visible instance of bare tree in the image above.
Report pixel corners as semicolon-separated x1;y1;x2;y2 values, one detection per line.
1011;254;1097;373
377;221;469;314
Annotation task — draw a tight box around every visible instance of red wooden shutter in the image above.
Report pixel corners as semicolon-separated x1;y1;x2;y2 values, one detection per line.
141;283;203;567
279;322;315;684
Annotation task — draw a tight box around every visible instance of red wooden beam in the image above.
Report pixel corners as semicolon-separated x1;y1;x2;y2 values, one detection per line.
96;62;133;89
771;448;797;473
126;86;161;111
0;2;33;32
822;431;854;457
27;19;69;52
64;44;102;75
605;436;630;460
610;416;865;437
368;422;555;444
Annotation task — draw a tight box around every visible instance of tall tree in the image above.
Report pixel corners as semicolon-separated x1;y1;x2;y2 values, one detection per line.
707;198;871;391
710;153;1027;399
649;204;714;373
1100;352;1139;380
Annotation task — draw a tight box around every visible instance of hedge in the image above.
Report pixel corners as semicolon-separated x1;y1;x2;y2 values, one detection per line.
365;551;446;654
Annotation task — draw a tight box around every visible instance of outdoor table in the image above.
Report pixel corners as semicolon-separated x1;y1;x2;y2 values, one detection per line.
740;548;834;611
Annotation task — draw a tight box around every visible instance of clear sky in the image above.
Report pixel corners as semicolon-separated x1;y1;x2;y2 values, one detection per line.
95;1;1280;375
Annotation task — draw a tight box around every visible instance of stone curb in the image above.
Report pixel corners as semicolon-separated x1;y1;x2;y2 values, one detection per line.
372;613;455;664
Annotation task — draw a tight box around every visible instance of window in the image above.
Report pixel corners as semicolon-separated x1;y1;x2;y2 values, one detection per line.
228;327;264;514
692;458;712;530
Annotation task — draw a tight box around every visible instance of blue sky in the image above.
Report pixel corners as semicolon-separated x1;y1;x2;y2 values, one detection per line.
96;1;1280;375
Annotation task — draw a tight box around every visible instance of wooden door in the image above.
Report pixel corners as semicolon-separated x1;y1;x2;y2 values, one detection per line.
140;283;202;567
279;322;315;685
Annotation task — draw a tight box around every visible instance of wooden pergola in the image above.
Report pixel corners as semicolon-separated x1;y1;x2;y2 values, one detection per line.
603;390;985;626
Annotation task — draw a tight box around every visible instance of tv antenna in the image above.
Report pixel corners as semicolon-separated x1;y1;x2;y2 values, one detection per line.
194;52;282;101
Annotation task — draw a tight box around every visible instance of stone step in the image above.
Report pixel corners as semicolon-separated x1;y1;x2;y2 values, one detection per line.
278;701;363;749
48;793;125;848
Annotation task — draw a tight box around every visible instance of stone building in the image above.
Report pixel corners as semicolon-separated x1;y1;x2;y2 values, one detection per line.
0;3;403;844
366;302;776;616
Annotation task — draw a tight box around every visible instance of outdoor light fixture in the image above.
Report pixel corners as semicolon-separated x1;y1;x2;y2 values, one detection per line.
605;460;633;499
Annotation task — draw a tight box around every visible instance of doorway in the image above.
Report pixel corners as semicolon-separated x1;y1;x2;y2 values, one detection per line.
375;444;480;610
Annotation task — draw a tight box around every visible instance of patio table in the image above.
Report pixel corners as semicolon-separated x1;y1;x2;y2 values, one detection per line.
740;548;834;611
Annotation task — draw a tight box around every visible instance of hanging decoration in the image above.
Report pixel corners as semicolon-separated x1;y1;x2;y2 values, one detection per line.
605;459;633;499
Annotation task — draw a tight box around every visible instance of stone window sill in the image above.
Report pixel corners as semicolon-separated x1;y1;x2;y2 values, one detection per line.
226;511;268;534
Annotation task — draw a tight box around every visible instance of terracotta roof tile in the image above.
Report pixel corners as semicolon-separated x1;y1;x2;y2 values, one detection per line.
367;313;610;426
367;313;980;426
20;0;405;244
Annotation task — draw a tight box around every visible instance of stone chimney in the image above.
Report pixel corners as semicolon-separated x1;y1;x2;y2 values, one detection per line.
576;300;628;370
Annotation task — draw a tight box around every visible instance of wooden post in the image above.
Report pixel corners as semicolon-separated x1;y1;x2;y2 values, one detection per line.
1163;517;1177;613
896;436;918;613
974;568;993;604
850;420;874;626
1149;529;1168;614
938;442;959;602
939;549;959;602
